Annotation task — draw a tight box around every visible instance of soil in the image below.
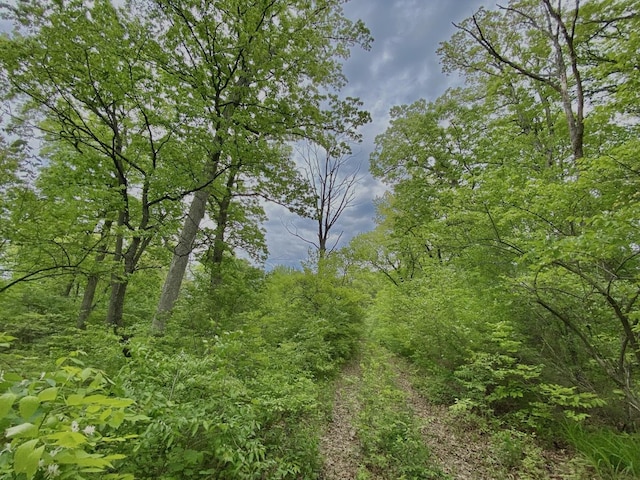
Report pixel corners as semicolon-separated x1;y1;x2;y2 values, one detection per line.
319;357;364;480
319;348;580;480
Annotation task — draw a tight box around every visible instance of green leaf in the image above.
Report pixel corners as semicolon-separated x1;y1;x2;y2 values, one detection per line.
19;395;41;419
38;386;59;402
108;409;126;428
14;439;44;480
0;392;17;419
66;393;85;405
45;431;88;448
5;422;38;438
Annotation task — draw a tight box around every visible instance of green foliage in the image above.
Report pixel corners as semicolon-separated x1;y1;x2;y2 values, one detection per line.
0;339;143;480
356;342;444;479
489;429;546;478
171;258;265;338
564;423;640;479
117;332;323;479
255;266;365;378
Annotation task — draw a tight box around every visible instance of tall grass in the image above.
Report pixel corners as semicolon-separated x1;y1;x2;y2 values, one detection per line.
564;422;640;479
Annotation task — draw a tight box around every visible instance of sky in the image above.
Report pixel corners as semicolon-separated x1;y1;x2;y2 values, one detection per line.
0;1;493;269
263;0;492;268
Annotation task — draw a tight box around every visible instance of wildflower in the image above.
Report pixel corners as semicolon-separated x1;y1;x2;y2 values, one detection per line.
50;447;61;457
47;463;61;478
71;420;79;432
83;425;96;436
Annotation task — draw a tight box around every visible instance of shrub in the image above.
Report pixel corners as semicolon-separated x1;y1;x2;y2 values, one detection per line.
0;334;145;480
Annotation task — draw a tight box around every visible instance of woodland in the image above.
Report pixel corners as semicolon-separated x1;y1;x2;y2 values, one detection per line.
1;0;640;478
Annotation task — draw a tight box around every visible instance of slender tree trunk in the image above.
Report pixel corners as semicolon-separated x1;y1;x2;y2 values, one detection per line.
209;196;231;288
77;220;113;329
77;274;101;329
106;240;141;329
62;277;75;298
106;277;128;329
151;76;247;335
106;209;126;327
209;166;239;288
152;188;211;335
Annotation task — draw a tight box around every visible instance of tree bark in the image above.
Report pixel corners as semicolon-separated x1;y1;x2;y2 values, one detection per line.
77;220;112;329
152;187;211;335
151;78;244;334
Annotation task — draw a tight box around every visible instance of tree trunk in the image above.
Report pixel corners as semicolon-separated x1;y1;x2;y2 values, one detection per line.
152;188;210;335
106;277;128;329
209;202;230;288
77;274;101;329
77;220;112;329
151;75;246;335
209;167;238;288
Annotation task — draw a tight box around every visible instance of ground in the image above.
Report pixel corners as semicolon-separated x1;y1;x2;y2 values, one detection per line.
319;341;583;480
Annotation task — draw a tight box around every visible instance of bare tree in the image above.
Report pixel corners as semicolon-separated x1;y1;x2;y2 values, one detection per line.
290;138;361;258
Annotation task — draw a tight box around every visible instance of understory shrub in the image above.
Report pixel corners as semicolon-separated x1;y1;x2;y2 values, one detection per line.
117;333;324;479
0;335;144;480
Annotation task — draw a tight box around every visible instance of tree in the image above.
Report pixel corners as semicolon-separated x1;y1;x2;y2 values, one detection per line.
0;0;194;328
150;0;372;334
367;0;640;420
291;136;363;259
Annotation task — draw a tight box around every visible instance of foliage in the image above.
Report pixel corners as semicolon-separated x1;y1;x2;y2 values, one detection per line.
254;265;365;378
362;0;640;457
564;423;640;479
0;336;144;480
116;331;324;478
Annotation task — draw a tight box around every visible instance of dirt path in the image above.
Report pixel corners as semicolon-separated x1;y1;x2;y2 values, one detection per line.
390;358;497;480
390;356;579;480
320;346;579;480
319;357;363;480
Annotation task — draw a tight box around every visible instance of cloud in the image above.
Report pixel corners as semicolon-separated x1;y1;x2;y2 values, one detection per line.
264;1;491;267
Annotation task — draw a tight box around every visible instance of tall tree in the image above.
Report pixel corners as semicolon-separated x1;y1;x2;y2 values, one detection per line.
0;0;194;327
149;0;372;334
368;0;640;418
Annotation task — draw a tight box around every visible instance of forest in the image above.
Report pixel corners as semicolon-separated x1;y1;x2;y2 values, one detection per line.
0;0;639;478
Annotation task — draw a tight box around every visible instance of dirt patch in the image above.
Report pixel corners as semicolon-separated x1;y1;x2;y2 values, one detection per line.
319;358;364;480
390;357;578;480
390;360;496;479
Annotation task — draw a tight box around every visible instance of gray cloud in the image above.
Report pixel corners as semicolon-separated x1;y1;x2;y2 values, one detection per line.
264;1;492;268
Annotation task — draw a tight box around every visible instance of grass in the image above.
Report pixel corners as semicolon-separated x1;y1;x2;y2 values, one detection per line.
564;422;640;479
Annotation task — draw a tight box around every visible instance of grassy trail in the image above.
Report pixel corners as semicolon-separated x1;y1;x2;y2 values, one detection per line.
319;330;580;479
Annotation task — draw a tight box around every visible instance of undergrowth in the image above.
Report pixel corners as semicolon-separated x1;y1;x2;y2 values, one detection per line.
355;340;446;479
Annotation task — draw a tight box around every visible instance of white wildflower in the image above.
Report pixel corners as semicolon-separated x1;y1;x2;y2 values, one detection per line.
47;463;61;478
71;420;79;432
83;425;96;436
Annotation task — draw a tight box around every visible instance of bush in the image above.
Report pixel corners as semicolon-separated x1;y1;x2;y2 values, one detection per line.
0;335;145;480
